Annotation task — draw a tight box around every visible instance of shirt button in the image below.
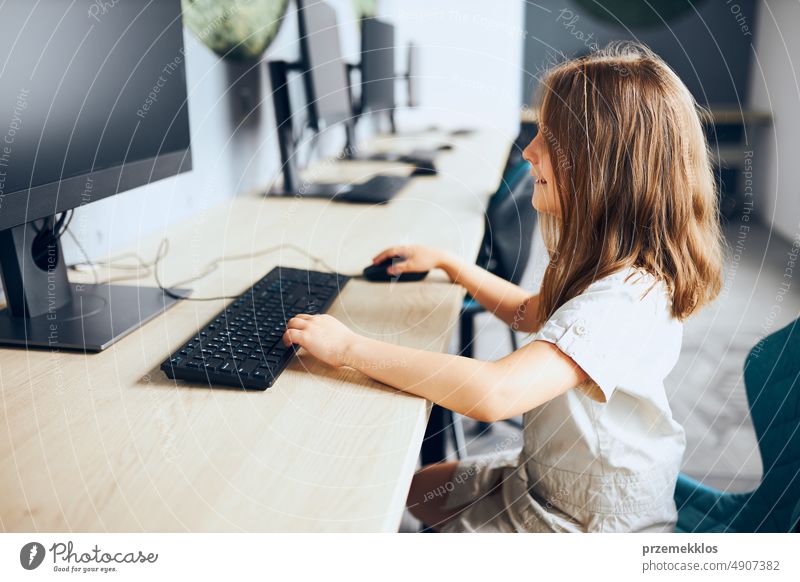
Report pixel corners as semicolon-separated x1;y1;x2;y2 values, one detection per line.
574;324;587;336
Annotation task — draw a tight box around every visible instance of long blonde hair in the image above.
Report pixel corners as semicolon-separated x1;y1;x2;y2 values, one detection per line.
536;42;723;323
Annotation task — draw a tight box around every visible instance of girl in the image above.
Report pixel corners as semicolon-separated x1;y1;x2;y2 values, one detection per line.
282;42;723;532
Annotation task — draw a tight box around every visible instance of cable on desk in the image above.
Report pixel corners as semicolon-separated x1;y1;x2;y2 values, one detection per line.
154;238;357;301
68;229;358;302
65;226;100;285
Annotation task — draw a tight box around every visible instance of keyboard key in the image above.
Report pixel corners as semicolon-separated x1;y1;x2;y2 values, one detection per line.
203;358;224;370
237;359;260;375
252;368;269;381
217;360;236;374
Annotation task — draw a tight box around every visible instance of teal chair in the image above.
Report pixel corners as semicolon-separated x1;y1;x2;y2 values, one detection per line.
421;159;535;464
459;159;534;359
674;317;800;532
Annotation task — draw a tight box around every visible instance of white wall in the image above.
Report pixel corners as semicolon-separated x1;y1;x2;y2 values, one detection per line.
749;0;800;242
378;0;524;136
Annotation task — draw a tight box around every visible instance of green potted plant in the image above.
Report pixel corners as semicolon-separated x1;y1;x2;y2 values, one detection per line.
182;0;291;61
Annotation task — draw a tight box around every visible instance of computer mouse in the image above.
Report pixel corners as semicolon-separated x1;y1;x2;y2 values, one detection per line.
409;164;437;177
362;255;429;282
437;144;454;151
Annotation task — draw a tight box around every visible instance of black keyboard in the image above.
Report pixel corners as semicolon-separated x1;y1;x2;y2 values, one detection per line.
339;174;410;204
161;267;349;390
364;152;438;176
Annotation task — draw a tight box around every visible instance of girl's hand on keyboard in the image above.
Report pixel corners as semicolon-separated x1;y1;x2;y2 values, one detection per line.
283;314;359;368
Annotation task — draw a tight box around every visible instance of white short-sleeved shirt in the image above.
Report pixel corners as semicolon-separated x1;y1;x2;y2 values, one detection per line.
440;267;686;533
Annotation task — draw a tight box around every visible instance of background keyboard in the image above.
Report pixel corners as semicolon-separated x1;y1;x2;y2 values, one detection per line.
161;267;349;390
339;174;410;203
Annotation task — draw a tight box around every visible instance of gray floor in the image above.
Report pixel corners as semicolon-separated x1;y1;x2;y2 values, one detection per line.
401;215;800;531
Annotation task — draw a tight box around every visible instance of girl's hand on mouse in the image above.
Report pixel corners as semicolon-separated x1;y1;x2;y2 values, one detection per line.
372;245;455;276
283;314;359;368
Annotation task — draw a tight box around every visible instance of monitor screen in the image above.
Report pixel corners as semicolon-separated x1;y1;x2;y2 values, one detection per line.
297;0;352;128
360;18;396;112
0;0;190;202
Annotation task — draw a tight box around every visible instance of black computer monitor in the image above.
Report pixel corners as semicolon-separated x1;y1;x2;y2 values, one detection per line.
0;0;192;351
360;18;396;115
297;0;353;131
354;32;440;171
269;0;362;197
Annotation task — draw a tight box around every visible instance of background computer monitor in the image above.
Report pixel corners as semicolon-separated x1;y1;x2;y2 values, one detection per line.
360;18;396;115
297;0;353;131
0;0;192;351
269;0;362;196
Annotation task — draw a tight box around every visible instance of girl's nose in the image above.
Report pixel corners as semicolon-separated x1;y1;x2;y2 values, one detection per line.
522;138;538;165
522;146;532;164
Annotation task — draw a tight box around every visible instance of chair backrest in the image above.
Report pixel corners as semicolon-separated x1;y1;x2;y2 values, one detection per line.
476;160;536;285
737;317;800;532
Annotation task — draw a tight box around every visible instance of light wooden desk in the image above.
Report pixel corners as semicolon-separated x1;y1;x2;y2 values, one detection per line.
0;130;511;532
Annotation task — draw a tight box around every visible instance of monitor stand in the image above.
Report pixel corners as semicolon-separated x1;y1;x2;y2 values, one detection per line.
361;149;438;165
341;120;439;172
0;220;188;352
269;181;355;200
